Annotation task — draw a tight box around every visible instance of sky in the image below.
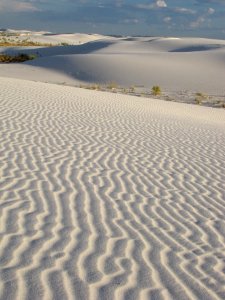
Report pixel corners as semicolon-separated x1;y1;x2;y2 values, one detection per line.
0;0;225;38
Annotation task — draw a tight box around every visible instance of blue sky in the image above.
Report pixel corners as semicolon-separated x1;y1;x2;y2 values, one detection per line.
0;0;225;38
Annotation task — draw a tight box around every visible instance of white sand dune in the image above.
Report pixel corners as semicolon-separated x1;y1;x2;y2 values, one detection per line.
0;76;225;299
0;36;225;93
18;33;108;46
0;29;107;45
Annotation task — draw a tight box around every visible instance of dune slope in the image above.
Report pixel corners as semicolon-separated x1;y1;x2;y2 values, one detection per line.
0;77;225;299
0;37;225;94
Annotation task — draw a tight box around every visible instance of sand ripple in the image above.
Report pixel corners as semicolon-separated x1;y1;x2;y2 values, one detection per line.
0;78;225;300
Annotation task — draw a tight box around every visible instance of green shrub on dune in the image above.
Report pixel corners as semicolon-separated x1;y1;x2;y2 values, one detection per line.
151;85;162;96
0;53;37;63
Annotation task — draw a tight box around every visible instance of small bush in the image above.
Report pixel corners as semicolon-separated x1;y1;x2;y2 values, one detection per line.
195;92;207;105
196;92;207;98
26;54;37;60
90;84;101;90
60;42;69;46
129;85;135;92
151;85;161;96
0;53;37;63
107;82;118;90
195;98;202;105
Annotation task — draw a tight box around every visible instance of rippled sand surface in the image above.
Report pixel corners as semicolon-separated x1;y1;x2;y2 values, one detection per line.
0;77;225;300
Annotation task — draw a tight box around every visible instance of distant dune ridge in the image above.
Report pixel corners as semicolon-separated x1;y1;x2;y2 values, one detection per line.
0;30;225;94
0;31;225;299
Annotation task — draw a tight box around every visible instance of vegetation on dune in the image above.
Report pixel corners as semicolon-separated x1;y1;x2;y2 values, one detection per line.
76;83;225;108
107;82;119;90
0;39;53;47
85;84;101;90
129;85;135;92
60;42;69;46
151;85;162;96
195;92;208;105
0;53;37;63
0;34;71;47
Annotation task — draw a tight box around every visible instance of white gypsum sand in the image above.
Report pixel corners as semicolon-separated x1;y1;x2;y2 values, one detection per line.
0;77;225;299
0;34;225;99
0;29;108;45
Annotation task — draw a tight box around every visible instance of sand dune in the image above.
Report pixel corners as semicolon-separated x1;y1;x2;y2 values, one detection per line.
22;33;107;45
0;36;225;94
0;29;108;45
0;77;225;299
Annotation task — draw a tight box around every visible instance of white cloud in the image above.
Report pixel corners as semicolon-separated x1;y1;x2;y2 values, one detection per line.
123;18;139;24
189;7;215;29
0;0;40;12
156;0;167;8
174;7;196;15
163;16;171;23
190;16;205;28
208;8;215;15
137;0;167;10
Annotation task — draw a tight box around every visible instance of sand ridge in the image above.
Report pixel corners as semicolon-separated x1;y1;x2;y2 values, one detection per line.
0;77;225;299
0;35;225;96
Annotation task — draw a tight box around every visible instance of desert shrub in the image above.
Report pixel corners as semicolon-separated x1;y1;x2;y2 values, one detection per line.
107;82;118;90
0;53;37;63
151;85;161;96
89;84;101;90
195;92;207;105
217;101;225;108
195;98;202;105
129;85;135;92
196;92;207;99
27;54;37;60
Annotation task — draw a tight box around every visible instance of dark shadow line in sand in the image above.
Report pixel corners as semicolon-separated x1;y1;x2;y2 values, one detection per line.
169;44;224;52
0;40;115;57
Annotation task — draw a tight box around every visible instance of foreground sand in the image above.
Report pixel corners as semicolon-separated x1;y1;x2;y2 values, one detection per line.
0;77;225;300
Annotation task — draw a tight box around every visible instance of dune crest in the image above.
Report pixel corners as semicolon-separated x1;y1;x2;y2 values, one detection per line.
0;35;225;95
